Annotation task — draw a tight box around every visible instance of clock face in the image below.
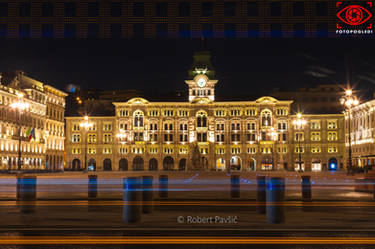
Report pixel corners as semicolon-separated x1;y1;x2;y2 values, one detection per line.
197;78;207;87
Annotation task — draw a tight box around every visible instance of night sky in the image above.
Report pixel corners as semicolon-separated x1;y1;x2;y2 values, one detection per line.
0;38;374;99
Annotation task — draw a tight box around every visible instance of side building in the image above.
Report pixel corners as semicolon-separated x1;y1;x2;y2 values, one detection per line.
0;71;66;171
345;99;375;169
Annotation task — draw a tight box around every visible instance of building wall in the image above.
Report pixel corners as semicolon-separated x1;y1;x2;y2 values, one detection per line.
45;85;67;171
65;99;345;172
65;117;116;171
345;100;375;168
0;71;66;171
289;114;344;171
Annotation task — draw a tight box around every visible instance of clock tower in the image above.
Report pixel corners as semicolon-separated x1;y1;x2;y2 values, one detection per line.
185;51;218;102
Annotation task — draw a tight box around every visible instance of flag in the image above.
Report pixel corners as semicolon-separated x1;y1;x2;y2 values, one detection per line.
28;128;35;141
25;127;31;138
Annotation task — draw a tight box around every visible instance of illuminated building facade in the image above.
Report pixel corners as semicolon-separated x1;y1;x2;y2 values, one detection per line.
345;99;375;168
65;52;345;172
0;71;66;171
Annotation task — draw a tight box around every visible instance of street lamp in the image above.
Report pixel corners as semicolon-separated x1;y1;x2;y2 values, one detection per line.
10;93;30;171
268;127;278;170
80;116;93;171
292;113;307;171
340;89;359;174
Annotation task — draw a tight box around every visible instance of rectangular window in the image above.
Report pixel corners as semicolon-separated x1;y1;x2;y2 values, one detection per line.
19;2;31;17
247;1;258;16
270;2;281;16
156;23;168;38
202;2;213;16
311;132;321;141
178;23;190;38
327;131;338;141
19;24;30;38
0;3;8;17
317;23;328;37
72;134;81;143
64;24;76;38
327;120;337;129
41;24;54;38
111;2;121;16
0;24;7;38
271;23;282;37
293;2;304;16
88;23;99;38
179;2;190;16
133;2;144;17
42;2;54;17
64;2;76;17
202;23;213;38
316;1;328;16
111;23;122;38
311;121;321;129
248;23;259;37
133;24;144;38
224;23;236;38
294;23;305;37
88;2;99;17
224;2;236;16
156;2;168;17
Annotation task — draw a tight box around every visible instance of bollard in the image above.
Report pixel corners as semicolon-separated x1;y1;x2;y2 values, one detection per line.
301;175;312;200
256;175;266;214
142;176;153;214
16;174;23;199
122;177;141;223
230;175;240;198
159;175;168;198
266;177;285;224
88;175;98;198
20;176;37;214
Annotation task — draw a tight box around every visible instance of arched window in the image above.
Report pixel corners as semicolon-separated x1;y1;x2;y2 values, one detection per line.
261;109;272;127
196;111;207;128
133;110;144;127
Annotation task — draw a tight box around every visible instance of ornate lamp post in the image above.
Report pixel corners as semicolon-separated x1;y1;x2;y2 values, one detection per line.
80;116;93;171
268;127;278;170
340;89;359;174
292;113;307;171
10;93;30;171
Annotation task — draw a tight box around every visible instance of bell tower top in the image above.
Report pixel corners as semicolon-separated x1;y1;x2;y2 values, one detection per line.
186;51;218;103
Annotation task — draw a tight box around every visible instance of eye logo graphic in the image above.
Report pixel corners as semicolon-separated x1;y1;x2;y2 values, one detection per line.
336;2;373;29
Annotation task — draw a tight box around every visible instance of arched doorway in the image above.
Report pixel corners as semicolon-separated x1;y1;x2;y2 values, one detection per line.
72;158;80;171
103;158;112;171
88;158;96;171
249;157;256;171
294;159;305;171
261;156;273;171
133;156;144;171
179;158;187;171
119;158;128;171
202;157;208;169
163;156;174;171
328;158;338;171
149;158;158;171
312;159;321;172
46;155;49;170
216;158;225;171
230;156;242;171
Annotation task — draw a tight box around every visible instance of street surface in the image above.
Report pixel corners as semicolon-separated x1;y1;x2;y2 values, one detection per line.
0;171;374;248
